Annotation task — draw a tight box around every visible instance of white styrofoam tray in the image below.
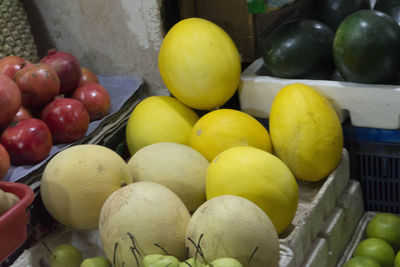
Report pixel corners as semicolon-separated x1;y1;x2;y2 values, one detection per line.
301;179;365;267
239;58;400;129
279;148;350;267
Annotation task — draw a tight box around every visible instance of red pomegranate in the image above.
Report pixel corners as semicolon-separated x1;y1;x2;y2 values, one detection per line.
0;74;21;129
0;55;26;79
14;63;60;108
40;49;81;95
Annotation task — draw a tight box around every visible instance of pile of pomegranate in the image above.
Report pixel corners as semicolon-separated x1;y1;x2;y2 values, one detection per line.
0;49;111;179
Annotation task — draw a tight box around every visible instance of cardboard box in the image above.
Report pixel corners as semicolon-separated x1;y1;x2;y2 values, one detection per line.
179;0;302;62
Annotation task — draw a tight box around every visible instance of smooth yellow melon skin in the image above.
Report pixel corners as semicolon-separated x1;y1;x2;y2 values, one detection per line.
158;18;241;110
269;83;343;182
99;182;191;267
125;96;199;155
127;142;209;212
186;195;280;267
206;146;298;234
40;144;132;230
189;109;272;161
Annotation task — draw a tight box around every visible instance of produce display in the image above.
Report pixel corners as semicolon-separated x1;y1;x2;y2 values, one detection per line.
344;213;400;267
3;2;395;266
11;16;349;267
0;50;110;178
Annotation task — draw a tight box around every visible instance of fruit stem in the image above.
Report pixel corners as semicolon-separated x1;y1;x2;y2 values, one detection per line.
41;241;52;255
154;243;170;255
127;232;142;266
113;242;119;266
248;246;259;265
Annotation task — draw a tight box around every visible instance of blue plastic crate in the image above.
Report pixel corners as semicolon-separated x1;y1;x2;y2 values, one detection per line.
343;124;400;213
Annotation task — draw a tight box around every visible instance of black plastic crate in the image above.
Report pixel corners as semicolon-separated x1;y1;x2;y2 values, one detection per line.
343;124;400;213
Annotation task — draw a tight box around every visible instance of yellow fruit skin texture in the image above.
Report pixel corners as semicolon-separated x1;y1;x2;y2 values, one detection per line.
125;96;199;155
158;18;241;110
269;83;343;182
127;142;209;212
189;109;272;161
206;146;298;234
40;144;132;230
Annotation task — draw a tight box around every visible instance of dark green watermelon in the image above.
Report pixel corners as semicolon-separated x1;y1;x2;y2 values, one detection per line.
261;19;335;80
333;9;400;84
374;0;400;26
309;0;370;31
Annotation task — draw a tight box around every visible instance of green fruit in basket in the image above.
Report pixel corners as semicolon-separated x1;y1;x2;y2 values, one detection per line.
50;244;83;267
396;251;400;267
80;256;111;267
367;213;400;252
354;238;394;267
343;256;381;267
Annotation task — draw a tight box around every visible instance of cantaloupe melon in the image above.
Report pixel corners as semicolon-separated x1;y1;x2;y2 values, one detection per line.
99;182;191;267
186;195;280;267
127;142;209;212
40;144;132;230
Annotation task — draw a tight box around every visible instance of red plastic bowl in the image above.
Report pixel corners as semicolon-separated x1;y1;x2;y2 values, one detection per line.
0;181;34;263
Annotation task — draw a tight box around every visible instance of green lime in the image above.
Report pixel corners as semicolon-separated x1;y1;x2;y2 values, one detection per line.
354;238;394;267
343;256;381;267
367;213;400;252
50;244;83;267
395;251;400;267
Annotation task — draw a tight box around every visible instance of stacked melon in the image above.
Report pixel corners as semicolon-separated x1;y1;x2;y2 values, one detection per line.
39;17;343;267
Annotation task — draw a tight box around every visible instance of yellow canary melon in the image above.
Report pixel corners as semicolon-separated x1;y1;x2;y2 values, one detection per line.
206;146;298;234
127;142;209;212
99;181;191;266
40;144;132;230
125;96;199;155
189;109;272;161
269;83;343;182
186;195;280;267
158;18;241;110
